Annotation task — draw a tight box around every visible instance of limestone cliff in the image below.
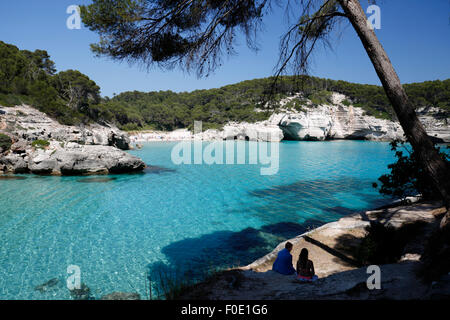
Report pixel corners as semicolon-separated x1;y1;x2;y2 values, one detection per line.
272;93;448;142
130;92;449;143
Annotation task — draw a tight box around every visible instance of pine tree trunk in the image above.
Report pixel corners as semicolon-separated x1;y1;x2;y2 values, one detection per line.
338;0;450;229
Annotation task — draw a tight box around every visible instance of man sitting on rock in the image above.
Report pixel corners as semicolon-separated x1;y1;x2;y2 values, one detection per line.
272;242;296;275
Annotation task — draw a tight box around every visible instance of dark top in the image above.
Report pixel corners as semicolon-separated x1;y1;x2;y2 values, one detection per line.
272;248;296;275
297;259;315;277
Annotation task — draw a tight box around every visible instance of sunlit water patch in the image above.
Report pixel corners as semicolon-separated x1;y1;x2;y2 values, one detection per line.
0;141;396;299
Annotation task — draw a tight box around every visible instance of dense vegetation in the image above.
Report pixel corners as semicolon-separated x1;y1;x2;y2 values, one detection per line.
1;41;449;131
94;76;449;131
0;41;100;125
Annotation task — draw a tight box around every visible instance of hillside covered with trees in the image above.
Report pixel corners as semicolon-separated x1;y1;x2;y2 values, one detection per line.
1;41;449;131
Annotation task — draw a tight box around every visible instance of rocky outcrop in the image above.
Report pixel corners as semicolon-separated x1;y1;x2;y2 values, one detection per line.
416;106;450;142
271;93;449;142
275;106;404;141
0;105;145;175
100;292;141;300
0;105;131;149
273;93;401;141
130;123;284;142
197;122;284;142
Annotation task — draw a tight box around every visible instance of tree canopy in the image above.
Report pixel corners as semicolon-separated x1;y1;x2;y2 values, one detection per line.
0;41;101;125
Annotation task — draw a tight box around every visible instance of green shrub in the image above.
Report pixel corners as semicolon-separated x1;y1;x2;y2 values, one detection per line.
0;133;12;152
373;141;450;200
342;99;351;106
0;94;22;107
120;123;141;131
32;139;50;149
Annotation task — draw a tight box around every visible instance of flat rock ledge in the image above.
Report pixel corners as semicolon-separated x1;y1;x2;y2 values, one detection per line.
178;200;449;300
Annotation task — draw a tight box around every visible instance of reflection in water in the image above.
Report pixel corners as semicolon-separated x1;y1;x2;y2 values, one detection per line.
77;177;117;183
0;175;27;180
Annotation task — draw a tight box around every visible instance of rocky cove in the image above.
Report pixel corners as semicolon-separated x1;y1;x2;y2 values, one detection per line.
129;93;450;143
0;105;145;175
0;128;445;299
2;91;448;176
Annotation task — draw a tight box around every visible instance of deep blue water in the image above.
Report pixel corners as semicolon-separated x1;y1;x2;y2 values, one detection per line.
0;141;396;299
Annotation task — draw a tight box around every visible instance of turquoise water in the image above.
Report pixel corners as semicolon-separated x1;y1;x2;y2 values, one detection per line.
0;141;396;299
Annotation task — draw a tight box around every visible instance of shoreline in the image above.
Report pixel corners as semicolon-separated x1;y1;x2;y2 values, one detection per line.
127;130;397;143
178;198;447;299
128;130;450;144
242;196;420;272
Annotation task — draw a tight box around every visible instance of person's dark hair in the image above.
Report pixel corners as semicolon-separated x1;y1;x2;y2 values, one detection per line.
285;242;293;250
299;248;309;269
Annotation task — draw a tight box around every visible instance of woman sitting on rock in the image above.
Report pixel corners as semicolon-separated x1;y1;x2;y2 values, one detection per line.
296;248;318;282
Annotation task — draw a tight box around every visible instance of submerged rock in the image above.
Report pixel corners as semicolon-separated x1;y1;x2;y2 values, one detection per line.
34;278;59;292
144;165;176;174
100;292;141;300
77;177;117;183
69;283;91;300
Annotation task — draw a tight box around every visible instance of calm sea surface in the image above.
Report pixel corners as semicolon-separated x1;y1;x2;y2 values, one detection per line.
0;141;396;299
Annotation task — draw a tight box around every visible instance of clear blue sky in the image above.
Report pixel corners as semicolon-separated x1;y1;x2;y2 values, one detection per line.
0;0;449;97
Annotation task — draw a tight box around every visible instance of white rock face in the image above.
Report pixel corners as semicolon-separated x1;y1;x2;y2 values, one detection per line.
0;105;130;149
131;122;284;142
0;105;145;175
195;122;284;142
130;128;194;142
270;92;449;141
274;104;404;141
416;106;450;142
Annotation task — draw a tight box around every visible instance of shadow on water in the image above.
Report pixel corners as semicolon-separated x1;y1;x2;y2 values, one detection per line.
143;165;176;174
123;165;177;177
243;177;393;223
144;176;394;295
249;177;372;198
73;165;176;183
